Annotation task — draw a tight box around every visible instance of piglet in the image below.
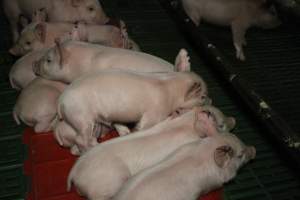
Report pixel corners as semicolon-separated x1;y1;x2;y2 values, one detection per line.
58;65;209;152
9;49;47;90
68;22;127;49
9;21;137;56
67;106;220;200
33;40;190;83
3;0;108;42
182;0;281;60
13;78;66;133
9;22;74;56
114;133;255;200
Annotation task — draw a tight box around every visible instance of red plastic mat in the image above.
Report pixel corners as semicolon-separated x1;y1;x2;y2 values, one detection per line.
22;128;223;200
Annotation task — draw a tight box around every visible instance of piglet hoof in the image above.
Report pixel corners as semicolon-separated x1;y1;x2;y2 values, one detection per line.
114;124;131;136
175;48;191;71
70;145;81;156
236;50;246;61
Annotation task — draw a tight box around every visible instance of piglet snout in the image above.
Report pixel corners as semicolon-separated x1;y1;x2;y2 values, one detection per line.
202;96;212;105
246;146;256;160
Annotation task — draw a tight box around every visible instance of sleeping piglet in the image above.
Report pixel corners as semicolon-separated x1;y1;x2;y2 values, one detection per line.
181;0;281;60
9;49;47;90
58;63;210;152
3;0;108;42
113;133;256;200
67;106;221;199
9;21;128;56
69;22;130;49
32;40;190;83
13;78;66;133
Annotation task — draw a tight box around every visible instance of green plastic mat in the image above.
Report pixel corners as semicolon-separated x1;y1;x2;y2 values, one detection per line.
0;0;299;199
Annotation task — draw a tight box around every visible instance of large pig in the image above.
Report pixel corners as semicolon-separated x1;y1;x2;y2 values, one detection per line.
33;40;191;83
114;133;256;200
2;0;108;42
58;66;209;151
9;49;46;90
13;78;66;133
181;0;281;60
67;106;220;199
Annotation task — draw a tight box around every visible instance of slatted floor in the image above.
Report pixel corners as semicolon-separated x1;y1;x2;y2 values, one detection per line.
0;0;299;199
198;18;300;134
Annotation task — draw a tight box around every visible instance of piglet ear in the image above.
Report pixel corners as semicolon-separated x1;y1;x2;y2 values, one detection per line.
174;48;191;72
193;107;207;138
18;14;29;29
214;145;234;168
54;38;69;69
35;23;47;43
32;8;48;23
70;23;88;41
71;0;82;7
185;82;202;101
226;117;236;131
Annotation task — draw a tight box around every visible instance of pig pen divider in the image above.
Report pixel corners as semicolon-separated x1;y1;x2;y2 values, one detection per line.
158;0;300;170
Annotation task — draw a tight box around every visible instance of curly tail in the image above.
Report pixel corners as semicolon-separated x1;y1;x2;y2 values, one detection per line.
13;109;21;125
67;164;75;191
9;76;21;90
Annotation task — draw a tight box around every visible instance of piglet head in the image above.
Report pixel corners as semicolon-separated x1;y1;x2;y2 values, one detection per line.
32;8;48;23
32;38;70;81
181;76;211;109
201;105;236;133
213;133;256;182
255;1;281;29
9;22;47;56
73;0;109;25
193;107;219;137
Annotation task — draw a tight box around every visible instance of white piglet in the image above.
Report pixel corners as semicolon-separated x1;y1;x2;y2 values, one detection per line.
68;107;221;200
114;133;256;200
58;67;210;152
32;40;191;83
9;49;46;90
3;0;108;42
181;0;281;60
13;78;66;133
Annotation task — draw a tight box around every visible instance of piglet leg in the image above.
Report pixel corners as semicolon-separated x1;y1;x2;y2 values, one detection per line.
231;20;248;61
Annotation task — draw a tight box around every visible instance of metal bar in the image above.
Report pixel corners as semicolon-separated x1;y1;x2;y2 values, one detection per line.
158;0;300;168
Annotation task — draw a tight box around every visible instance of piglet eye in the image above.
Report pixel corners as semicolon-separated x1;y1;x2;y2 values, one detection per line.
26;41;31;45
203;111;211;118
88;7;95;12
218;124;225;130
47;59;51;63
237;154;243;159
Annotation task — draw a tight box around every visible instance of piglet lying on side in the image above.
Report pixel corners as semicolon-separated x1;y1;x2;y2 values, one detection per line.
9;21;128;56
58;64;210;152
33;40;189;83
9;49;46;90
13;78;66;133
67;106;220;199
114;133;256;200
3;0;108;42
181;0;281;60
